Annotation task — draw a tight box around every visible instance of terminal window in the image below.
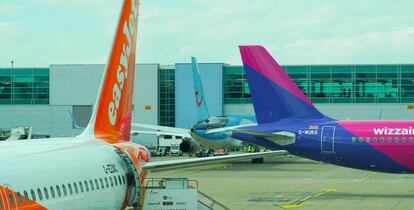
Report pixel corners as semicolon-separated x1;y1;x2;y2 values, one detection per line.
0;68;49;105
159;67;175;127
223;64;414;104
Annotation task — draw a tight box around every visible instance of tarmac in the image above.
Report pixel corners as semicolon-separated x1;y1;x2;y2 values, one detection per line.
148;155;414;210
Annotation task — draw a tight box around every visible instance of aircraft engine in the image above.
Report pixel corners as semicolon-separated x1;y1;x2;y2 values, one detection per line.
179;138;201;155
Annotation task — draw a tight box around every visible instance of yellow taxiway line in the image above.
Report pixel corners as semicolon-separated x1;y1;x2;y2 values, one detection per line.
352;172;377;182
277;188;337;209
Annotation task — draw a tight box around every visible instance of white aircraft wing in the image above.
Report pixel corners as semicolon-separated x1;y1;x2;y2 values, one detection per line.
131;123;191;138
143;150;288;171
130;130;191;138
204;123;258;134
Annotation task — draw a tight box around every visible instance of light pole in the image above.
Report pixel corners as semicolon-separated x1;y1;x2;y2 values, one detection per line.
10;60;14;103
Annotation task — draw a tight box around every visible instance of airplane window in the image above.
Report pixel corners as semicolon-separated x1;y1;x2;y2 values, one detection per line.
56;185;61;197
394;137;399;143
24;191;29;203
89;180;94;191
37;188;43;201
95;179;99;190
366;137;370;143
62;184;67;196
8;193;15;205
79;182;84;193
402;137;406;143
68;183;73;195
44;187;49;200
358;137;363;142
17;192;23;204
410;137;413;142
100;178;104;189
114;176;118;186
84;181;89;192
105;177;109;188
373;137;377;142
110;177;114;187
30;189;36;201
387;137;392;143
122;176;126;185
74;182;78;194
118;175;122;185
50;186;55;198
380;137;385;142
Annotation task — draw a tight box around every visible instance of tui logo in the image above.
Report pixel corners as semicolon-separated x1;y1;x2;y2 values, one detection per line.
195;91;202;107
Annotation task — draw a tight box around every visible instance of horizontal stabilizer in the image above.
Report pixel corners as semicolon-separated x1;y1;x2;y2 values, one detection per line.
234;129;296;146
130;130;191;139
142;150;288;171
131;123;190;137
204;123;257;134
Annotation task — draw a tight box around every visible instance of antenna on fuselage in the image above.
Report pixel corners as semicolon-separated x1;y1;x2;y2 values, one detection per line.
379;108;383;120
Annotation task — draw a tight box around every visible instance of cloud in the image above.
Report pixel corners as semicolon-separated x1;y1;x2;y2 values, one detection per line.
2;0;414;67
279;27;414;64
36;0;94;6
0;22;19;35
81;56;107;65
136;0;414;65
0;4;23;16
32;0;121;12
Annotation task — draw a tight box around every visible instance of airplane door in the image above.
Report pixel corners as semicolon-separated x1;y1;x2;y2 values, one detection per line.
321;126;335;152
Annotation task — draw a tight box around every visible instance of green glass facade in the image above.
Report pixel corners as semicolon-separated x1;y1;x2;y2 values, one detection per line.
223;64;414;104
159;67;175;127
223;66;251;104
0;68;49;105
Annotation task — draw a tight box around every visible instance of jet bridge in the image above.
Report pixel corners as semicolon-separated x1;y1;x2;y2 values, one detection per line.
142;178;230;210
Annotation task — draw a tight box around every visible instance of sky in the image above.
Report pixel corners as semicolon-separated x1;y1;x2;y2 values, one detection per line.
1;0;414;68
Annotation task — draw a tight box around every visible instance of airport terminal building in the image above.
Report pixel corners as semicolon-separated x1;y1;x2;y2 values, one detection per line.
1;63;414;144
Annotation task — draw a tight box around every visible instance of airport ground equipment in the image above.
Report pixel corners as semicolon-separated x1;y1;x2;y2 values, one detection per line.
0;126;32;141
169;143;183;156
142;178;230;210
196;147;210;157
156;146;167;156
